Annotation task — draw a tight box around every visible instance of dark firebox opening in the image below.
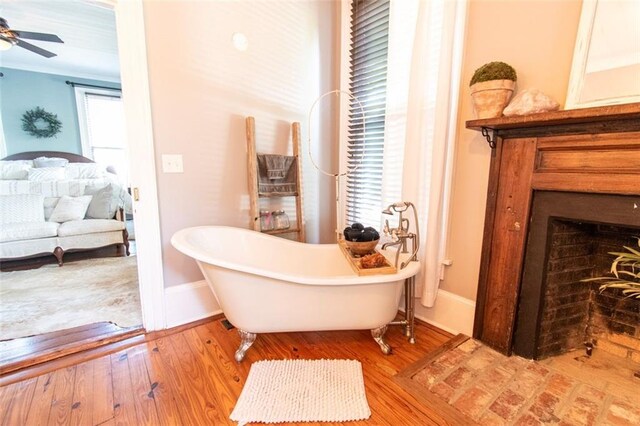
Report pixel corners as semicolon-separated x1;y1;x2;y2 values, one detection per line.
536;221;639;360
512;191;640;360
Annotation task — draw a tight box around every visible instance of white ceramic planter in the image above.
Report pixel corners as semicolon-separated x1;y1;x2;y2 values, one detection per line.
470;79;516;119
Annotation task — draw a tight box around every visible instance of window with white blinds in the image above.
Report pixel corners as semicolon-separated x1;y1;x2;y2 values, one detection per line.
74;87;129;185
345;0;390;228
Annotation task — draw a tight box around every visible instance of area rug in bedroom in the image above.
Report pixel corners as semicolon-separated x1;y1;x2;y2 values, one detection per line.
0;256;142;340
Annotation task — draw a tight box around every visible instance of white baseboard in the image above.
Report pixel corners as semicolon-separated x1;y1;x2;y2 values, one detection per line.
164;280;222;328
403;289;475;336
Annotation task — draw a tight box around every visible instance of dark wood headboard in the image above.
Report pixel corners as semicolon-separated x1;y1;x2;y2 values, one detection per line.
1;151;94;163
1;151;118;175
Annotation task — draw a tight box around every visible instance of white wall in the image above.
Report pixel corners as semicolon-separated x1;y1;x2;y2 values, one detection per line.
142;0;339;288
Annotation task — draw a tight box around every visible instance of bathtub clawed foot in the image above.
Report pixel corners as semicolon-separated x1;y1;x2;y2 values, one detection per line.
371;325;392;355
235;329;256;362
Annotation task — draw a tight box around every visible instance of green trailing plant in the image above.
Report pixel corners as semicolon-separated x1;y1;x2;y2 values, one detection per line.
21;107;62;139
470;61;517;86
582;237;640;299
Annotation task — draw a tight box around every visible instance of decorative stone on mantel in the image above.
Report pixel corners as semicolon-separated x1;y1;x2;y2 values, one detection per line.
466;103;640;356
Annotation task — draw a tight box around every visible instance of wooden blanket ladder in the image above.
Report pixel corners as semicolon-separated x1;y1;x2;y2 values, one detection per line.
246;116;305;242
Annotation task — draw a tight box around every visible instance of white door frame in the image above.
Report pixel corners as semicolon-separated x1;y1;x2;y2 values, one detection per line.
96;0;166;330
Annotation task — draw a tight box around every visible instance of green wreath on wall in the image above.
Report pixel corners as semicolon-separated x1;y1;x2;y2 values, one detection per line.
21;107;62;139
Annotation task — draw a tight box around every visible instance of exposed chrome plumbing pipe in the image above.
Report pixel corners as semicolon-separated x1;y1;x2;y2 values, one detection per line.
381;201;419;344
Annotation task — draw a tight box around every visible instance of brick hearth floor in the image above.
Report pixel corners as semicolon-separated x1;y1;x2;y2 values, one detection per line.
410;338;640;425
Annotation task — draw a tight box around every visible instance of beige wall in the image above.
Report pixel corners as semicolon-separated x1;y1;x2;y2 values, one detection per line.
143;0;338;287
440;0;583;300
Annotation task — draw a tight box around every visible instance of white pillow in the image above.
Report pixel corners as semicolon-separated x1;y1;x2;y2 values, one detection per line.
33;156;69;168
0;194;45;225
48;195;93;223
28;167;66;181
84;184;117;219
0;159;34;167
0;161;32;180
65;163;106;179
44;197;60;221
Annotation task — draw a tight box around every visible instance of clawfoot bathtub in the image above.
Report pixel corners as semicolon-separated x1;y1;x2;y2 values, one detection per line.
171;226;420;361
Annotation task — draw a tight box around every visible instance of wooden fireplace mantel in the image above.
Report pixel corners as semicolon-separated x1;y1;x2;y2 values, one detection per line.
467;102;640;133
466;103;640;355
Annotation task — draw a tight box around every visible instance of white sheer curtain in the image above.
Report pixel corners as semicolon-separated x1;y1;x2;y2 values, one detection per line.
383;0;467;307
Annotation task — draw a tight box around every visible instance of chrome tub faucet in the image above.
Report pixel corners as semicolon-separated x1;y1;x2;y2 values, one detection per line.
381;201;420;270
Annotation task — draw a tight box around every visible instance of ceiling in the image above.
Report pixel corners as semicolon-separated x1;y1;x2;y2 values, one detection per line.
0;0;120;82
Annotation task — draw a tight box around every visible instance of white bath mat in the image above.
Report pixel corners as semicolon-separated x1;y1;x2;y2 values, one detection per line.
230;359;371;425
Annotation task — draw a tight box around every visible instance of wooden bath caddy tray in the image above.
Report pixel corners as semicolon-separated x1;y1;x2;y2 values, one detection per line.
338;239;397;276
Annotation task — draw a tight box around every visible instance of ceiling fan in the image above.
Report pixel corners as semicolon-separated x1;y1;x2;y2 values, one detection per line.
0;17;64;58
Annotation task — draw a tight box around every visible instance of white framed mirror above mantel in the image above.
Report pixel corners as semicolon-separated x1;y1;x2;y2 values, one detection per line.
565;0;640;109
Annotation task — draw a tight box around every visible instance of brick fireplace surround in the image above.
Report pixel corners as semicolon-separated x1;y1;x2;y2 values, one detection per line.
466;103;640;359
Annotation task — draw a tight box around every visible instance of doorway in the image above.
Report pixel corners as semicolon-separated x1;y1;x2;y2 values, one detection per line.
0;0;164;370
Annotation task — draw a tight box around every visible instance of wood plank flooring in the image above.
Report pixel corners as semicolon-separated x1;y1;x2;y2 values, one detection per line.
0;316;454;425
0;322;144;376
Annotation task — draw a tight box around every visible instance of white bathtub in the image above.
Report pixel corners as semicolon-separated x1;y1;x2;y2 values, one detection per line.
171;226;420;360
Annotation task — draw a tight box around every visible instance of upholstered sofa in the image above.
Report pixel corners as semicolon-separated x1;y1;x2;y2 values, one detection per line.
0;152;130;266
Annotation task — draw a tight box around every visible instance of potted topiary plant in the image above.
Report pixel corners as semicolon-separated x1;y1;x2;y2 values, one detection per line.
470;61;517;119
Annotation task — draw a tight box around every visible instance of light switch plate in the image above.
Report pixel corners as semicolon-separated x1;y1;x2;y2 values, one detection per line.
162;154;183;173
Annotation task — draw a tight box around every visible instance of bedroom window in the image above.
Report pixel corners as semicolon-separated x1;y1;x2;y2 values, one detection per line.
344;0;391;228
74;86;129;184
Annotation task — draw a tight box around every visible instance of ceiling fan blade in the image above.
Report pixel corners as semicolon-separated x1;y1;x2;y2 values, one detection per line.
13;30;63;43
15;39;57;58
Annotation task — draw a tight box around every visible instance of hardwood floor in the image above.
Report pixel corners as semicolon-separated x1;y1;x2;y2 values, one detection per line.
0;316;455;425
0;322;144;376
